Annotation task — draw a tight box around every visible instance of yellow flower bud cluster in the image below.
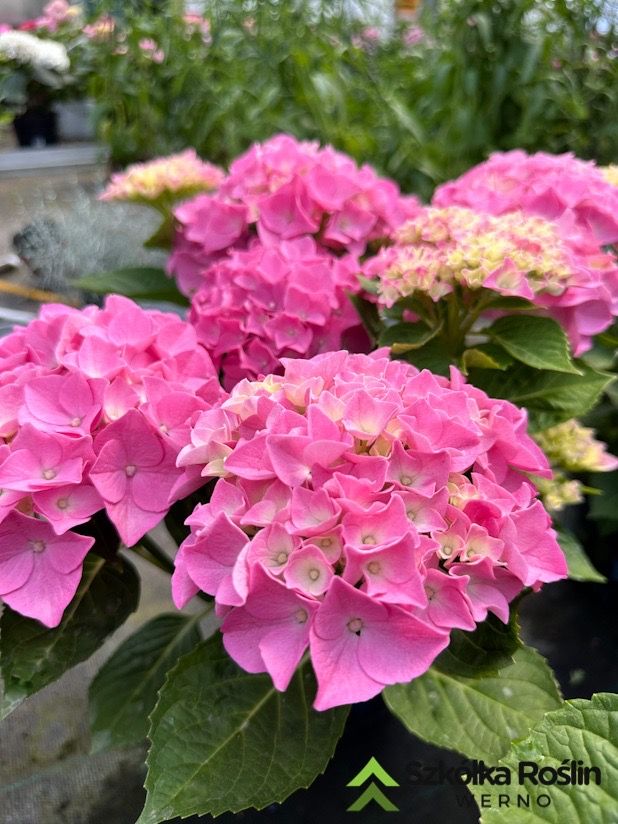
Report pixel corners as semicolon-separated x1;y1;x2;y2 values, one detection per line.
533;474;584;512
534;419;618;473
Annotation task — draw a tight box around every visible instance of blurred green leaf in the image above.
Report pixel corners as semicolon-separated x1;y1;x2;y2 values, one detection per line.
556;530;606;583
75;267;187;306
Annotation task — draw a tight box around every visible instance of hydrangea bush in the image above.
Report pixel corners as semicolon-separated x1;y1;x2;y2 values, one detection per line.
1;138;616;823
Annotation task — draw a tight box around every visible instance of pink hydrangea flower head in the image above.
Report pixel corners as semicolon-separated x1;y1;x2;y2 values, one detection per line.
176;351;566;709
189;237;368;389
0;296;225;626
433;150;618;245
169;134;420;297
100;150;224;204
364;206;618;355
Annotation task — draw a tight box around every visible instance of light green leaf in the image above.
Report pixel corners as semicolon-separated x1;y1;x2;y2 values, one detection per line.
89;612;202;753
384;645;562;762
463;343;514;371
487;316;580;374
74;267;187;306
556;531;606;583
0;555;139;720
469;693;618;823
138;636;349;823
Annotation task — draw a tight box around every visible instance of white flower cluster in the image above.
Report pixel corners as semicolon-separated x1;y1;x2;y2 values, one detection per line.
0;31;69;73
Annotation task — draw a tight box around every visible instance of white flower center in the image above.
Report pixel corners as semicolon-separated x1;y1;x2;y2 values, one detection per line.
295;608;308;624
125;464;137;477
347;617;363;634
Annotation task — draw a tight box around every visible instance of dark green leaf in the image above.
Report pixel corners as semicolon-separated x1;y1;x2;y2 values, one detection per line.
469;362;614;427
74;267;188;306
348;292;380;340
399;336;452;376
482;294;535;311
89;612;203;753
597;320;618;349
434;614;520;678
487;315;580;374
588;471;618;531
557;530;606;583
379;320;442;353
138;635;348;822
0;555;139;720
144;215;175;250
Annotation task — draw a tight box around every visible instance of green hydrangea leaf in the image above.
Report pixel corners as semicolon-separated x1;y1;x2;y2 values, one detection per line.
468;693;618;823
89;612;202;752
138;635;349;823
0;554;139;720
384;644;562;762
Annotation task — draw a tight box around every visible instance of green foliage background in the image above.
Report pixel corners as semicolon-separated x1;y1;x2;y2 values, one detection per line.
84;0;618;198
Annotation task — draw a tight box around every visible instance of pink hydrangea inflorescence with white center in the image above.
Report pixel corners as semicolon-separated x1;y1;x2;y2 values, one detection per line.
364;206;618;355
189;236;368;389
0;296;224;627
433;150;618;246
100;150;224;205
174;350;567;710
168;133;420;296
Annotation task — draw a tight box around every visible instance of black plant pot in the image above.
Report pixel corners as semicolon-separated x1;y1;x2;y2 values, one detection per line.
12;106;58;147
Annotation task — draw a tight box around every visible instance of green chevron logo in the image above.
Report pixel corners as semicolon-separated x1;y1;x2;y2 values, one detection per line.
346;757;399;812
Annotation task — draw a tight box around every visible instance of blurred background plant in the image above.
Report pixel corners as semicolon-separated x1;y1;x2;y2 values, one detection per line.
11;190;165;289
2;0;616;197
0;29;70;115
76;0;618;198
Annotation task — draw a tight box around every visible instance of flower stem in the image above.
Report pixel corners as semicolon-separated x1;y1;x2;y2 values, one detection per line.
138;533;176;574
